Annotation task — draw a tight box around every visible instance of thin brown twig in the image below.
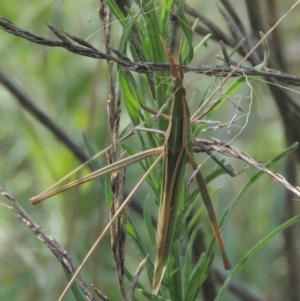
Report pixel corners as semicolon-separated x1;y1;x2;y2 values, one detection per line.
184;3;233;45
193;137;300;198
99;3;128;300
126;255;149;301
262;1;300;299
92;284;111;301
218;0;260;62
0;187;96;301
2;3;300;298
189;4;300;299
0;70;90;164
1;17;300;85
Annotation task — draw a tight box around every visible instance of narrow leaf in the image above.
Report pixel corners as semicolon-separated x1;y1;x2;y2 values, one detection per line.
215;215;300;301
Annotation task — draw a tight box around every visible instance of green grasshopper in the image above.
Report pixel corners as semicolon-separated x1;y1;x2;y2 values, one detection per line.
31;39;231;295
151;39;230;293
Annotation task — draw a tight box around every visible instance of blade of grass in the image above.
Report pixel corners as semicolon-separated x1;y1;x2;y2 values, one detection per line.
214;214;300;301
63;267;86;301
179;0;194;64
191;0;300;121
220;142;299;229
204;143;299;274
57;153;163;301
144;198;157;247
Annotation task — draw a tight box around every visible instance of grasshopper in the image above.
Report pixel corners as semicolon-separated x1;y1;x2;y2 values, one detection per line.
151;39;230;294
30;39;231;295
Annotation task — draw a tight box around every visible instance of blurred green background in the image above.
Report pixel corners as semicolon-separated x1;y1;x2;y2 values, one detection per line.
0;1;300;301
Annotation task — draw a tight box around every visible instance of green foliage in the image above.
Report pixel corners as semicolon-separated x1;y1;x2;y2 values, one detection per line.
215;213;300;301
1;1;299;301
63;268;86;301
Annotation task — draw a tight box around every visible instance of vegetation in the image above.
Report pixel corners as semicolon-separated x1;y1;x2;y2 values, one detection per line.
1;1;300;301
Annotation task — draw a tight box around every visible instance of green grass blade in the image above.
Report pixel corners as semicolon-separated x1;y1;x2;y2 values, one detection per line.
215;214;300;301
254;32;269;70
229;38;246;57
140;289;173;301
194;34;211;54
169;242;183;301
144;198;157;247
82;133;105;188
207;76;246;118
184;224;207;301
119;3;153;56
205;32;269;119
203;143;299;265
119;71;141;125
63;267;86;301
127;217;148;258
179;0;193;64
220;142;298;228
201;143;299;289
82;133;101;171
105;0;127;26
159;0;176;35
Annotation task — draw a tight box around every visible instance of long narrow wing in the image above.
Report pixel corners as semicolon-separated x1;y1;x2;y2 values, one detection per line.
152;39;190;294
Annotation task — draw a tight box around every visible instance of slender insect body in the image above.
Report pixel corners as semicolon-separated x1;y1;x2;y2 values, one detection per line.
30;38;231;297
153;42;193;294
153;146;186;293
152;39;230;294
